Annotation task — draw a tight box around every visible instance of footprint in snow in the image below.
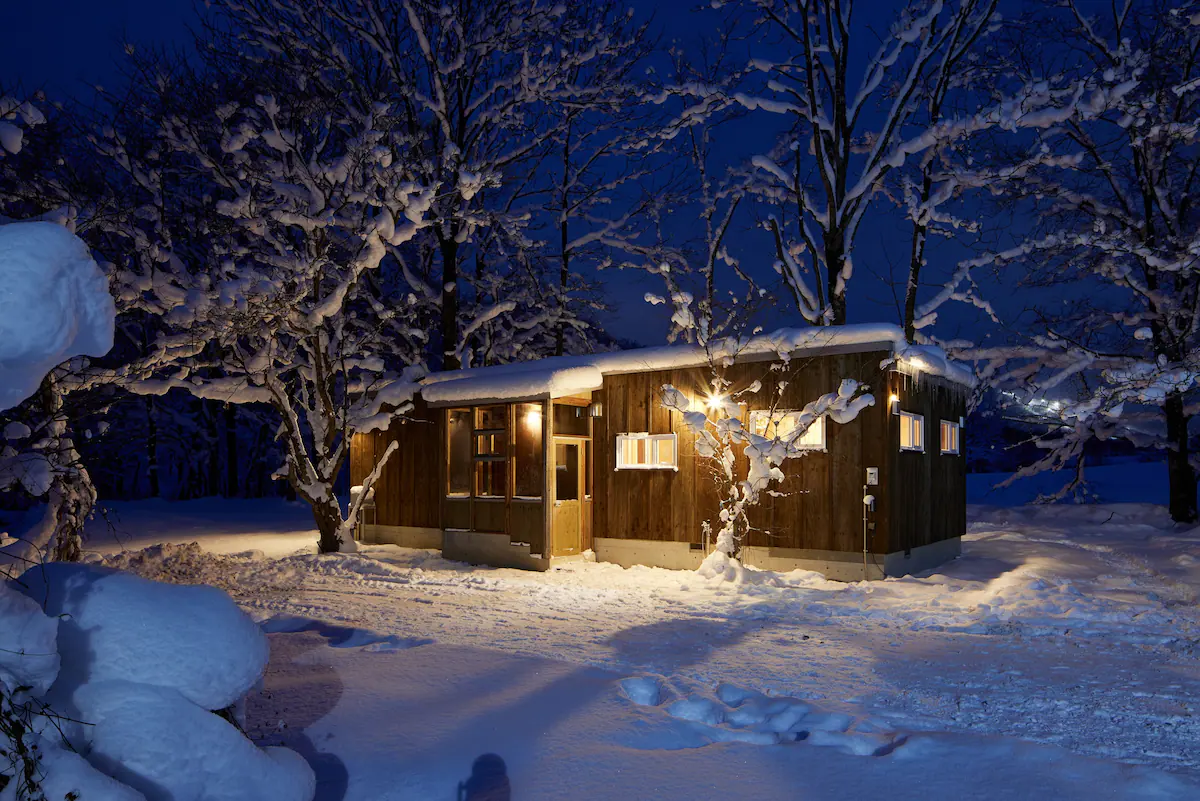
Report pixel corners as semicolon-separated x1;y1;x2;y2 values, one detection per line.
618;676;907;757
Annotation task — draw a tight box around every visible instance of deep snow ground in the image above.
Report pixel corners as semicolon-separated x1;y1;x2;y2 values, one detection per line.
83;496;1200;800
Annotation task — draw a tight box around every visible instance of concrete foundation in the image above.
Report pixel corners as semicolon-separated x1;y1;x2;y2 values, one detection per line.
739;545;887;581
883;536;962;578
361;524;443;550
594;536;962;581
593;537;704;571
442;530;550;571
362;527;961;580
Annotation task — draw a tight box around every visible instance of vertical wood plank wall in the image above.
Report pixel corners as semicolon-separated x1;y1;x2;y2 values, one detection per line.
592;351;914;554
348;398;442;530
888;372;968;553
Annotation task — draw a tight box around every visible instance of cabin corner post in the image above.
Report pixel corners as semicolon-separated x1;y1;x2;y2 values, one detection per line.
542;397;553;558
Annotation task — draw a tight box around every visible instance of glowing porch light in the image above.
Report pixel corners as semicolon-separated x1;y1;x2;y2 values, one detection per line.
888;394;900;414
524;407;542;428
705;393;729;412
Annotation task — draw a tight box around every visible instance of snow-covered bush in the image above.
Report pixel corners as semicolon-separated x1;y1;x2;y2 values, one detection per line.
0;96;44;161
0;221;115;572
3;564;314;801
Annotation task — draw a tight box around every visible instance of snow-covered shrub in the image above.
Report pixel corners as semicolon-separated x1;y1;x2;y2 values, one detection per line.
0;221;115;573
2;565;314;801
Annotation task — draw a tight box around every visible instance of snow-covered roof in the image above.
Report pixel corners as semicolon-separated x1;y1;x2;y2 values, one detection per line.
420;324;973;405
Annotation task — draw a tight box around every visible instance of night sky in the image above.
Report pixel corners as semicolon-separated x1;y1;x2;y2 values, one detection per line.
3;0;1016;348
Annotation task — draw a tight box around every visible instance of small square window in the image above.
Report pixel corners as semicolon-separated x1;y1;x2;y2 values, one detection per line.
748;410;826;450
940;420;961;455
615;433;678;470
899;411;924;452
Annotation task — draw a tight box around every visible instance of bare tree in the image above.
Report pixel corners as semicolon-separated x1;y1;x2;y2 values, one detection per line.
968;0;1200;522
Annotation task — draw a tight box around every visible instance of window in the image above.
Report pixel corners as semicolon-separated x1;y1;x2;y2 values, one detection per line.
556;442;580;500
514;402;543;498
940;419;961;455
472;405;507;498
615;433;678;470
474;460;506;498
748;410;825;450
447;409;472;496
899;411;924;452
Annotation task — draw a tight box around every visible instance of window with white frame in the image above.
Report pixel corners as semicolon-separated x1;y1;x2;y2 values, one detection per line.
899;411;924;452
940;419;961;455
615;433;678;470
748;410;826;450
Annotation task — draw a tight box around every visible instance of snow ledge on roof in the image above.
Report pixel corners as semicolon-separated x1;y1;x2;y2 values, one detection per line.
420;324;974;404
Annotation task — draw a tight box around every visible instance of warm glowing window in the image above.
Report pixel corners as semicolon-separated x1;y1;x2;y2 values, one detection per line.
615;433;678;470
514;402;543;499
748;410;825;450
899;411;924;452
447;409;472;497
940;420;961;455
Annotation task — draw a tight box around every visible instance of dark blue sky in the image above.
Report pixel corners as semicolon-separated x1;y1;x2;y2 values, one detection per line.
3;0;1015;348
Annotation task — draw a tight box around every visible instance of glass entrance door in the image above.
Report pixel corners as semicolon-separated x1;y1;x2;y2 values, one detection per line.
552;438;583;556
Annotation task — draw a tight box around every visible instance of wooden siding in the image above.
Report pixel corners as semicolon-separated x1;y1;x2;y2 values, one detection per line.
349;398;441;529
592;351;896;554
888;372;968;552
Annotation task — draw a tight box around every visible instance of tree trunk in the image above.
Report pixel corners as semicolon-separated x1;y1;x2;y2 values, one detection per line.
223;402;239;498
1165;391;1197;523
146;395;160;498
902;174;933;342
557;219;569;357
439;235;460;370
826;231;847;325
311;494;345;554
205;401;220;497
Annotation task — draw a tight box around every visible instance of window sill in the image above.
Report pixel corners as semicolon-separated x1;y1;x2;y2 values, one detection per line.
614;466;680;472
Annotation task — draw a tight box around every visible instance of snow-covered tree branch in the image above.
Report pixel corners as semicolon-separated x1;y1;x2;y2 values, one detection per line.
959;0;1200;521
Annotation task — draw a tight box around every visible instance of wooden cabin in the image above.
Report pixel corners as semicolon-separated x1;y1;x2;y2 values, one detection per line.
349;325;971;581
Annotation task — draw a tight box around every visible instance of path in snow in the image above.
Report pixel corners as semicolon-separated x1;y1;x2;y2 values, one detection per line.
242;633;1195;801
88;500;1200;788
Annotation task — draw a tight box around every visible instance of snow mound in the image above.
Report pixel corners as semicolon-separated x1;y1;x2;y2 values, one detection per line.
620;675;907;756
20;562;269;710
76;680;314;801
36;741;148;801
96;541;305;599
0;581;60;695
0;221;115;410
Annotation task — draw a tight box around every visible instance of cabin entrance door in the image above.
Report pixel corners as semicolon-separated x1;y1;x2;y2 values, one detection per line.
551;438;583;556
